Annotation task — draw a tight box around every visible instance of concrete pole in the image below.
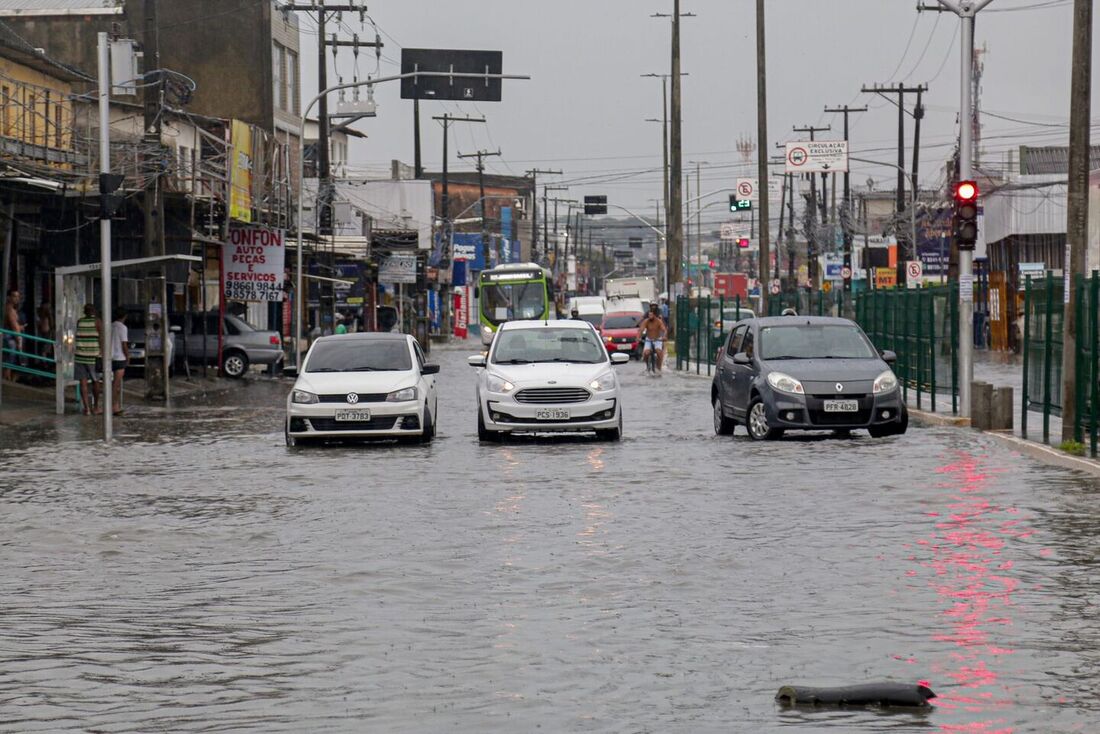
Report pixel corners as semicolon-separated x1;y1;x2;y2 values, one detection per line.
958;9;976;417
1062;0;1093;442
668;0;684;291
756;0;771;314
98;32;113;441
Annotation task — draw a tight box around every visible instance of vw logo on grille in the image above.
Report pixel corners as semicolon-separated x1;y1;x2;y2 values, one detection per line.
346;393;360;404
835;383;844;392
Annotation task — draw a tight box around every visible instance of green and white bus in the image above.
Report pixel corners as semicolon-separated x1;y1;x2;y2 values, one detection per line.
477;263;554;344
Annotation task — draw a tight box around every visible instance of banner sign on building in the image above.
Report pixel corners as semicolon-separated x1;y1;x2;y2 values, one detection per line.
223;224;285;302
229;120;253;223
379;253;418;284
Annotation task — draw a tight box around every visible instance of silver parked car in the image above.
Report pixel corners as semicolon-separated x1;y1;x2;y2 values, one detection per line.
170;312;284;378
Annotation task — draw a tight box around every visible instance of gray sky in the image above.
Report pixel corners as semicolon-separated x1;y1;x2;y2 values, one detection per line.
298;0;1092;227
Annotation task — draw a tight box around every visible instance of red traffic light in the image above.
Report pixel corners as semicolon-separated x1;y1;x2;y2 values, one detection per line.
954;180;978;202
737;237;750;249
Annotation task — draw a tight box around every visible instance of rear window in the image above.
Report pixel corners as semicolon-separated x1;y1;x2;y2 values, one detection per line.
306;339;412;373
603;315;641;329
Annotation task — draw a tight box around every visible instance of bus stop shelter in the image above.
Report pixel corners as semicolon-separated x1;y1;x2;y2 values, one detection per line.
52;254;201;415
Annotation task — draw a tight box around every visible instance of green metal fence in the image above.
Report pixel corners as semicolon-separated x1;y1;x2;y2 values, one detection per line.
675;295;751;376
1021;272;1100;455
855;285;960;414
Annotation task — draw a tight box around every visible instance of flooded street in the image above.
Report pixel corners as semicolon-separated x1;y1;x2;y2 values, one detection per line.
2;344;1099;733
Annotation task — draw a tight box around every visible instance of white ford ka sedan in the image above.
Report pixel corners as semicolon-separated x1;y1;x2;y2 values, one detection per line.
285;333;439;446
469;320;629;441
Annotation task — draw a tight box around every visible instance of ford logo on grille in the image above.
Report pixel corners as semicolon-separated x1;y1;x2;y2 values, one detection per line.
836;383;844;393
548;380;557;385
346;393;360;404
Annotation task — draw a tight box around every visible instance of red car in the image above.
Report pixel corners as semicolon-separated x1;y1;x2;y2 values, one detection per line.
600;311;645;359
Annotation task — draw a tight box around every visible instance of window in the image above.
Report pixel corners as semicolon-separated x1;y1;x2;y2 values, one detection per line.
26;92;34;145
286;49;299;114
53;103;62;148
272;42;285;111
2;86;10;137
741;329;755;360
727;325;746;358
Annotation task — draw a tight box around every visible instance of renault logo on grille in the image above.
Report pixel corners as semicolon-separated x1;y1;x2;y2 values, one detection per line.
836;383;844;393
346;393;360;404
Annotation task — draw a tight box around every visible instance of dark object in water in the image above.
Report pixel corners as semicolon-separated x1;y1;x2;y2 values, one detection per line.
775;682;936;709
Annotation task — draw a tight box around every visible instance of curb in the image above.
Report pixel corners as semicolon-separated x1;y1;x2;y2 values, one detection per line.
981;430;1100;478
909;408;969;427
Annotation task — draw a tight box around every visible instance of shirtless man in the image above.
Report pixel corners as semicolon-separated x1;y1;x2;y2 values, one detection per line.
638;303;667;372
3;289;22;382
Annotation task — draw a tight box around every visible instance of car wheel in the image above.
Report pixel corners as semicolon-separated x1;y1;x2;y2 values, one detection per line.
418;408;435;444
747;399;783;441
713;396;736;436
596;413;623;442
222;351;249;379
477;409;499;443
285;420;303;447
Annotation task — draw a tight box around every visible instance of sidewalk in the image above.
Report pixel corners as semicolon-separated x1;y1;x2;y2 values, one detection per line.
0;371;248;426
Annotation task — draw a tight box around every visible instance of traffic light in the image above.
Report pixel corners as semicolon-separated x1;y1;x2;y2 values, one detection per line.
737;237;750;249
729;194;752;212
953;180;979;250
708;259;717;269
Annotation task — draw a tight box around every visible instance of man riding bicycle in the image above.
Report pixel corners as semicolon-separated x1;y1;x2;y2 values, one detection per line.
638;304;667;372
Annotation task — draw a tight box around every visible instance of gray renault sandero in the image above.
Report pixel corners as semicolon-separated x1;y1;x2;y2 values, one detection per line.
711;315;907;440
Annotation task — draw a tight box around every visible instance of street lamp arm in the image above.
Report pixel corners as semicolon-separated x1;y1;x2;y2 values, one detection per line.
605;203;666;240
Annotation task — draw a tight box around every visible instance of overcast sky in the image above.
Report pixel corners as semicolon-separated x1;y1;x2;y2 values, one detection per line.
297;0;1092;228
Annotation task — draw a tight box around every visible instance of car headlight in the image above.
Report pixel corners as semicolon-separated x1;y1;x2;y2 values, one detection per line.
291;389;318;404
874;370;899;395
486;374;515;393
590;372;616;392
387;386;418;402
766;371;805;395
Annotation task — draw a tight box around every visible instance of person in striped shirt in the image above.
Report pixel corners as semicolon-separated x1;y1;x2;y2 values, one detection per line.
74;303;102;415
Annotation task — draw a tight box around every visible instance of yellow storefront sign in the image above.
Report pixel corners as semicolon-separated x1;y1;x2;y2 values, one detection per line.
229;120;253;223
874;268;897;289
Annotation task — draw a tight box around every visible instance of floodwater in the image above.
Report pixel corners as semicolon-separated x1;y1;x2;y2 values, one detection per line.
1;345;1098;732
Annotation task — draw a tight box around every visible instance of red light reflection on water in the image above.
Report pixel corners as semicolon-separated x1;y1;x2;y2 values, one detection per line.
915;452;1032;733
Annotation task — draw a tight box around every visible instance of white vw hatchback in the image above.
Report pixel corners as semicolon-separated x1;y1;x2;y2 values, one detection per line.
469;320;629;441
285;333;439;446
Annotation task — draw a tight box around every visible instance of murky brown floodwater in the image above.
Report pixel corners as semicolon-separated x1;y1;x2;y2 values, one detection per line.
1;344;1099;732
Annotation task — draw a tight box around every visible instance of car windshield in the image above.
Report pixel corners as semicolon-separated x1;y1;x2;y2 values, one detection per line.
306;339;412;372
492;327;607;364
481;282;546;325
759;324;877;360
603;315;641;329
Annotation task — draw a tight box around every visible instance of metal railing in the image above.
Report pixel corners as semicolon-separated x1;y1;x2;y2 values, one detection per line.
675;295;750;376
0;327;56;380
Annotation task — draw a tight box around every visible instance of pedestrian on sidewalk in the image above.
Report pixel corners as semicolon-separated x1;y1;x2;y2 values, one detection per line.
110;308;129;415
334;314;348;335
3;289;23;382
75;303;102;415
36;300;53;360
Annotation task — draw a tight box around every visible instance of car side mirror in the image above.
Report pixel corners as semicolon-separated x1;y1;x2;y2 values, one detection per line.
880;350;897;365
733;352;752;366
422;363;441;375
283;365;299;378
610;352;629;365
468;354;487;368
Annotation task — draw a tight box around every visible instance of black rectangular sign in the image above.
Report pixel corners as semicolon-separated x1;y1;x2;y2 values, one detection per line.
401;49;504;102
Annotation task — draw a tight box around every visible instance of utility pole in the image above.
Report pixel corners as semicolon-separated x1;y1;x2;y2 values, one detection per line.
642;71;687;266
1063;0;1092;442
755;0;771;311
825;104;868;292
932;0;994;419
652;3;695;295
458;149;502;271
545;186;570;273
525;168;562;264
433;114;485;265
793;124;830;288
861;82;927;285
142;0;168;401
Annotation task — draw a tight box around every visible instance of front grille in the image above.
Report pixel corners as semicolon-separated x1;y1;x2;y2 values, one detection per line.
494;402;616;424
810;393;868;400
319;393;388;403
307;416;399;432
514;387;591;404
612;337;635;344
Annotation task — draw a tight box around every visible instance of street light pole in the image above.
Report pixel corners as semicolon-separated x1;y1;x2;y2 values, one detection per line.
936;0;994;418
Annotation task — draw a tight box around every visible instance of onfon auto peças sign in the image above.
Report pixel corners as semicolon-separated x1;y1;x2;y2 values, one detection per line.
223;224;286;302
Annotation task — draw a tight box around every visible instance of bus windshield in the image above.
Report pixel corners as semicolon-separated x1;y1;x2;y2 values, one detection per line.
481;281;546;325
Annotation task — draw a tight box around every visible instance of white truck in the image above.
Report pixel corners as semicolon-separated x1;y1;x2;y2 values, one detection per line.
604;277;657;308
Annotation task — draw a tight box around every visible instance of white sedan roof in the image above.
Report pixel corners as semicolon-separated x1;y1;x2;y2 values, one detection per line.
499;319;592;331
